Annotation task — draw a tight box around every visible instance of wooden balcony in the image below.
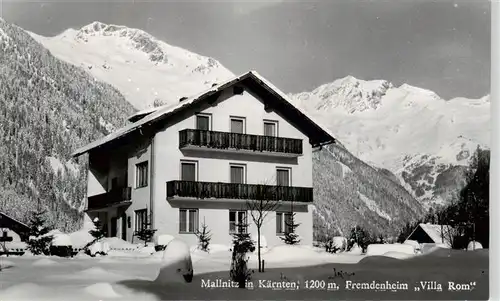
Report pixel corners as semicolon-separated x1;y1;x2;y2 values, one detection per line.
179;129;303;157
166;180;313;203
86;187;132;211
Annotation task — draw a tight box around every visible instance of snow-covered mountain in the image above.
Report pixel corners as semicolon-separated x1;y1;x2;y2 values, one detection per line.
290;76;490;208
30;21;235;110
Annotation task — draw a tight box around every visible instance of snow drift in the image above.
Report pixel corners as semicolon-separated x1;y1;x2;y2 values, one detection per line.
154;238;194;285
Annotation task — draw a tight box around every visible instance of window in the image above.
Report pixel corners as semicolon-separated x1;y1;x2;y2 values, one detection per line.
179;209;199;233
196;114;210;131
276;168;291;186
230;117;245;134
135;209;148;232
181;161;197;181
135;161;148;188
230;164;245;184
229;210;248;233
276;212;293;234
264;121;278;137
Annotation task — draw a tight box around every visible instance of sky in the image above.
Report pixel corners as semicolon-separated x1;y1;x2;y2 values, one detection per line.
0;0;491;100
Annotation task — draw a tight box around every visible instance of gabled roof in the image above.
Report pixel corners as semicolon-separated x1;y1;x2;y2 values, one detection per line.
0;211;30;231
72;70;337;158
408;223;451;244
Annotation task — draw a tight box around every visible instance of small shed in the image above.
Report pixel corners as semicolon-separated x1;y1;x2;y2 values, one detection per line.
0;211;30;242
406;223;451;246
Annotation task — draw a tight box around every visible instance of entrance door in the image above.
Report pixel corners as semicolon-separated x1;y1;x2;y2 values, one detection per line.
121;214;127;241
110;217;118;237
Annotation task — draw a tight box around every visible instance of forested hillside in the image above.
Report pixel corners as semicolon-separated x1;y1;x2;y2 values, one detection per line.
313;143;425;238
0;20;136;231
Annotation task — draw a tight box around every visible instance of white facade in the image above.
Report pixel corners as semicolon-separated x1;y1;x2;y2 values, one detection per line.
83;74;332;248
151;88;314;247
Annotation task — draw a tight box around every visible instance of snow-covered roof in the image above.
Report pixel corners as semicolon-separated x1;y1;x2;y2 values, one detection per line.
72;70;337;157
0;211;30;230
410;223;451;244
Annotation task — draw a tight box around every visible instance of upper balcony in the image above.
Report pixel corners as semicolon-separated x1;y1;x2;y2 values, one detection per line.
86;187;132;212
178;129;303;158
166;180;313;203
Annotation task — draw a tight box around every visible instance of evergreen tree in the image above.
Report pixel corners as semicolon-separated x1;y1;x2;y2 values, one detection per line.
230;222;255;288
26;207;54;255
347;226;374;253
88;217;106;241
195;217;212;252
134;210;157;247
439;148;490;249
280;212;301;245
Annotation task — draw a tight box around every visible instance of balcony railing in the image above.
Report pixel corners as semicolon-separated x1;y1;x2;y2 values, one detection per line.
87;187;132;211
166;180;313;203
179;129;303;155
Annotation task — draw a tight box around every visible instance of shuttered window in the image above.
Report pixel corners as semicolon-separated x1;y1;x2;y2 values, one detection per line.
229;210;247;233
179;209;198;233
181;162;196;181
135;161;148;188
264;121;277;137
230;165;245;184
135;209;147;232
196;115;210;130
276;168;290;186
276;212;293;234
231;118;244;134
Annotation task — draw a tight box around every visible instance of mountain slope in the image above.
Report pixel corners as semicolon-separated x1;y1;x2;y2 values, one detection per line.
0;19;135;231
291;76;490;208
30;21;235;110
313;143;424;238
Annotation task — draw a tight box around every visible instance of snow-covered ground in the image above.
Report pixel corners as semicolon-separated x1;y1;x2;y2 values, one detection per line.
0;243;365;300
0;245;488;300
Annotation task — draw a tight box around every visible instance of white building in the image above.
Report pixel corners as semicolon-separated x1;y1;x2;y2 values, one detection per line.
72;71;336;248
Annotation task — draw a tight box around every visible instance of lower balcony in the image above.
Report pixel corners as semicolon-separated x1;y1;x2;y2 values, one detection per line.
87;187;132;211
166;180;313;203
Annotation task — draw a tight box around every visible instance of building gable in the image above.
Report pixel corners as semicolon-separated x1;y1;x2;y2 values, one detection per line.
0;212;30;241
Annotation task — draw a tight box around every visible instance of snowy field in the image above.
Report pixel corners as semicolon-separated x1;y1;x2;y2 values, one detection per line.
0;244;488;300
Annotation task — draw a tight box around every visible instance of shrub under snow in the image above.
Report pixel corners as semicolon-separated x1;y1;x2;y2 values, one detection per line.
51;233;72;246
421;243;449;254
155;234;175;246
403;240;421;252
50;233;73;257
155;238;193;285
467;241;483;251
154;234;175;252
89;241;111;256
366;243;415;256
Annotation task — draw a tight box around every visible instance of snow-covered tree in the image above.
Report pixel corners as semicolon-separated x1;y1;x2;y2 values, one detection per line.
280;212;301;245
26;208;54;255
230;222;255;288
134;210;157;246
195;217;212;252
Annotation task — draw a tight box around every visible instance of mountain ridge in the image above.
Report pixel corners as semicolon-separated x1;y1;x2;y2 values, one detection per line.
288;75;490;208
29;21;235;111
